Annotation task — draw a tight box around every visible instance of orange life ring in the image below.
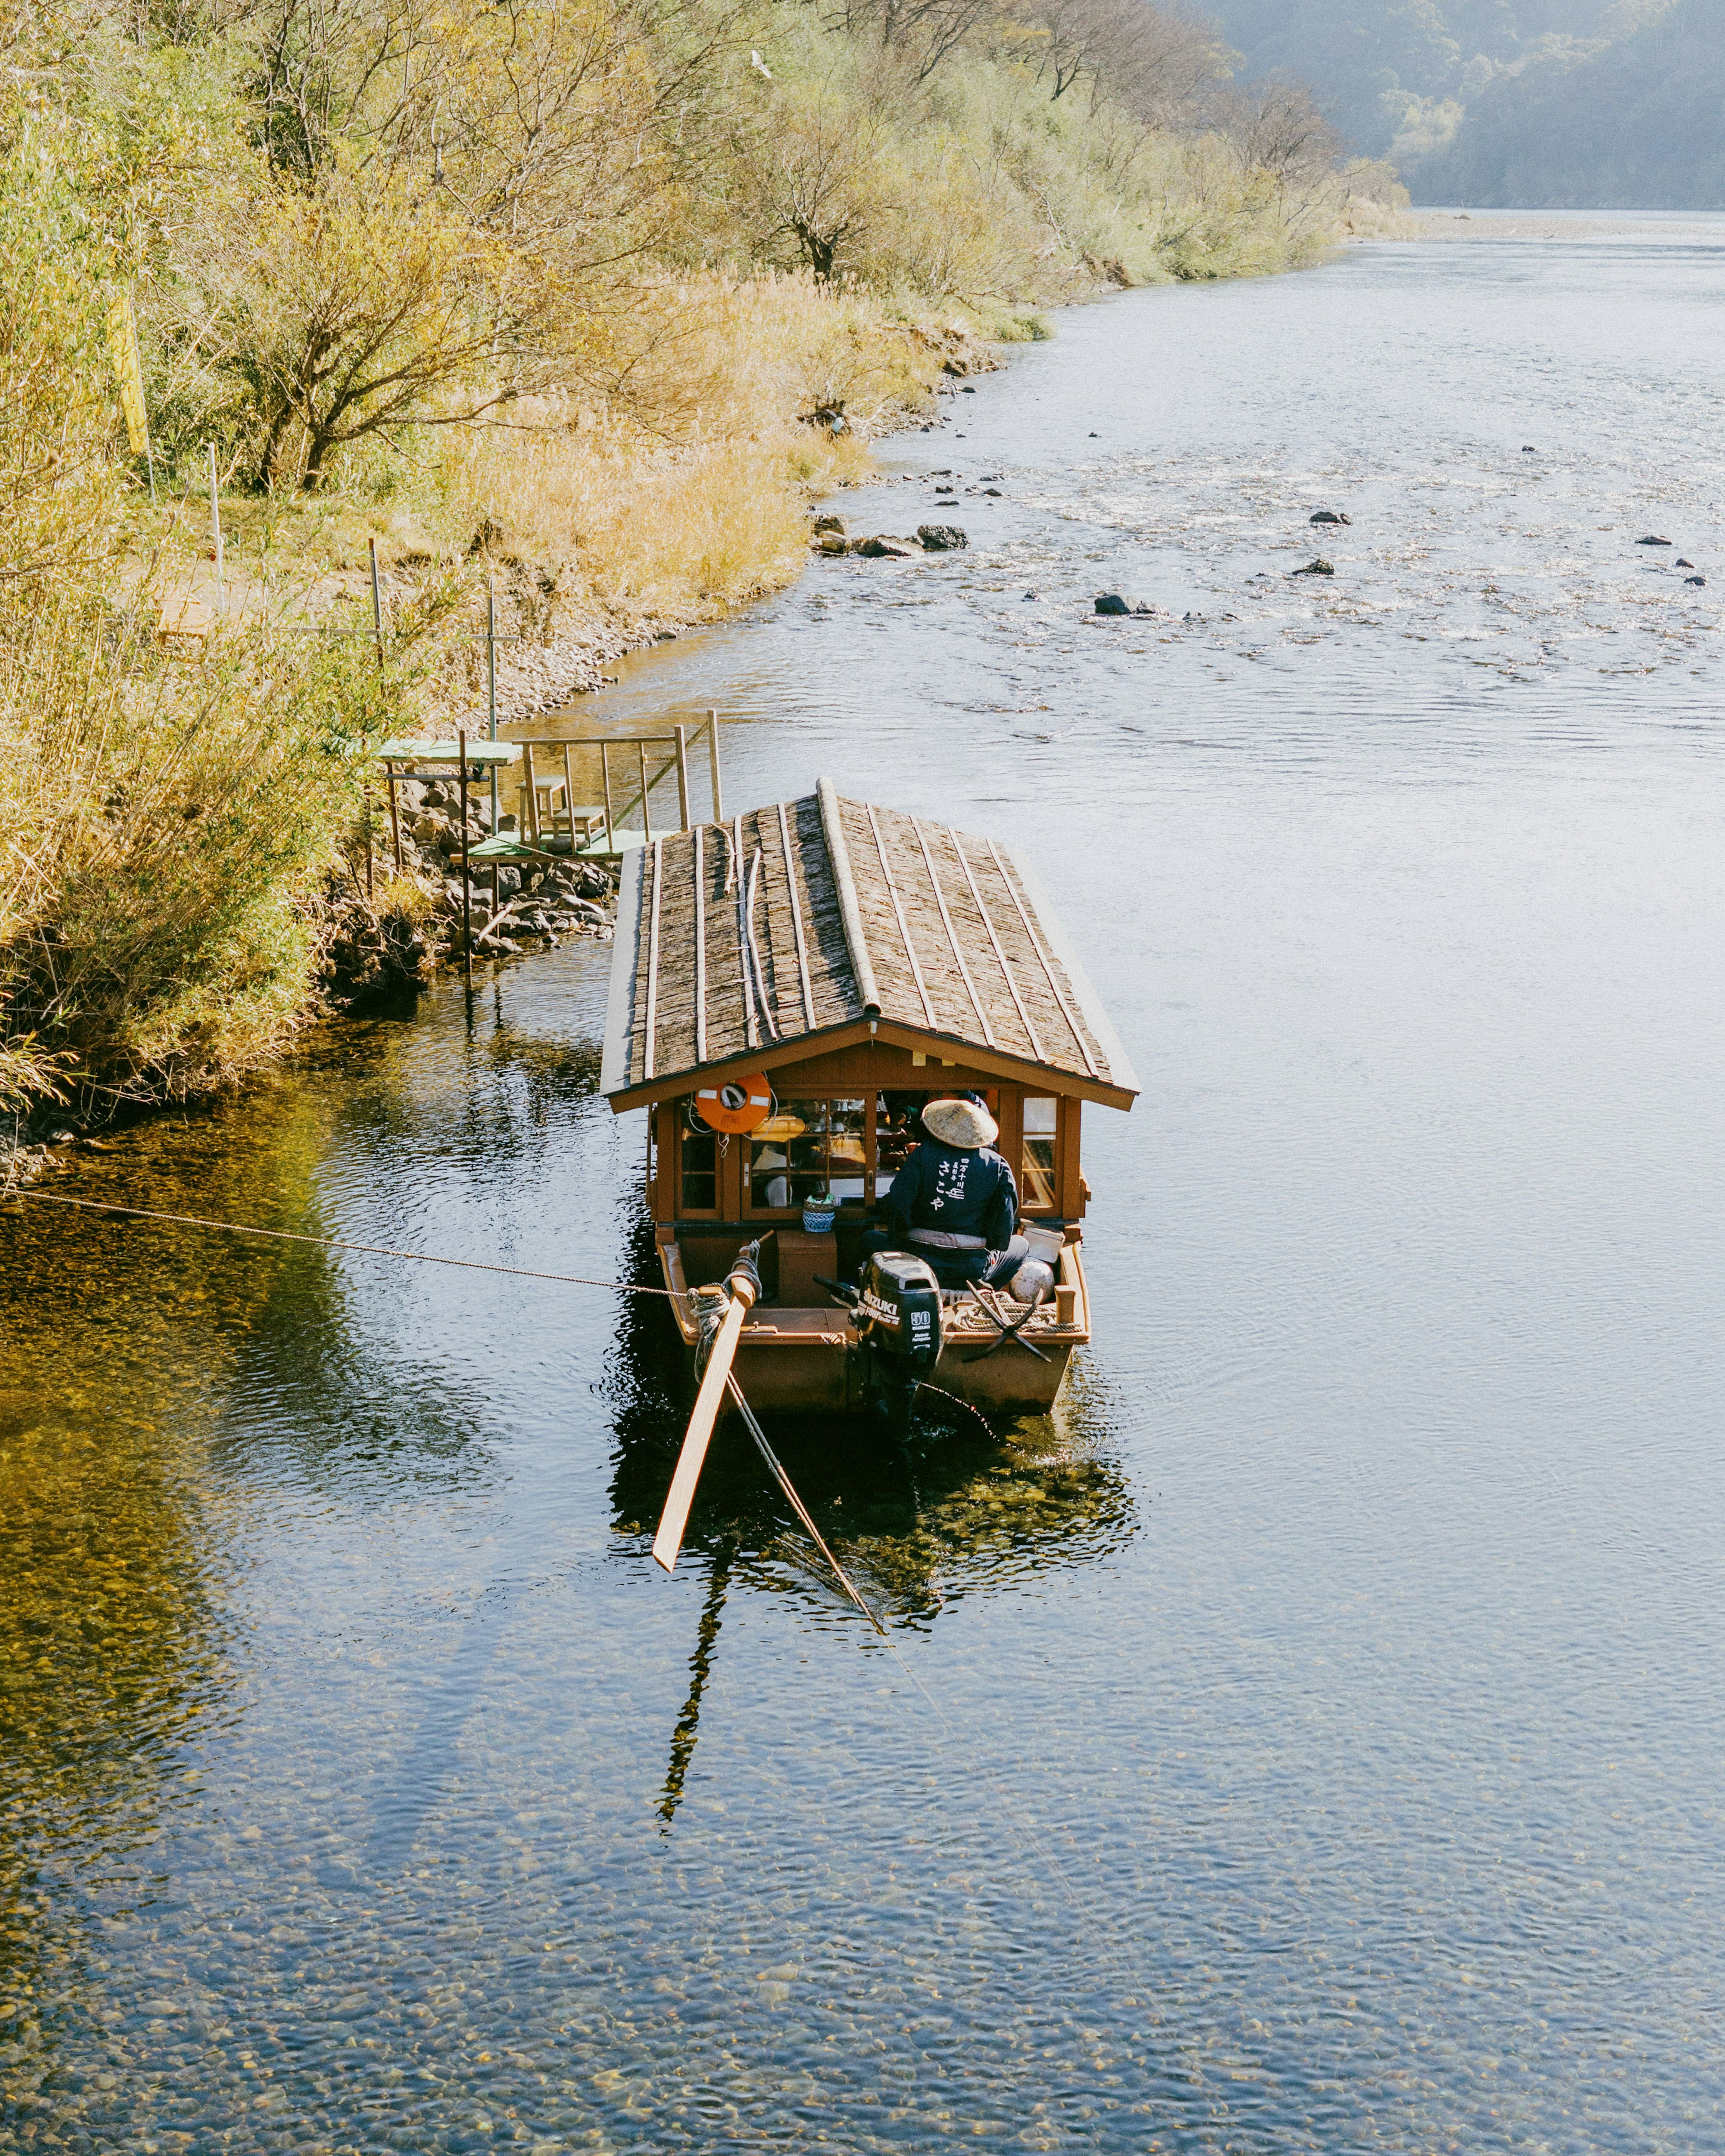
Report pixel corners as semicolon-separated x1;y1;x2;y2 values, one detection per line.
693;1075;774;1135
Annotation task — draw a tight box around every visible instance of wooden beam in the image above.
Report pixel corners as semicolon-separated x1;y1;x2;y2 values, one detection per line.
865;802;937;1029
604;1018;1138;1113
644;837;663;1081
948;826;1043;1060
913;817;994;1047
674;724;691;831
652;1271;757;1573
693;824;707;1065
986;836;1097;1080
777;800;815;1030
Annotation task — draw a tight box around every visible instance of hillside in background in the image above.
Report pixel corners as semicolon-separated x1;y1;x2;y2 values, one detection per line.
1200;0;1724;204
1415;0;1725;203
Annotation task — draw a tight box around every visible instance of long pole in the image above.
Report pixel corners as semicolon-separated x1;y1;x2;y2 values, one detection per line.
639;739;651;844
653;1268;758;1573
458;727;473;990
487;578;499;920
369;537;385;665
674;724;691;831
208;442;224;619
602;742;615;848
366;538;383;899
707;709;723;822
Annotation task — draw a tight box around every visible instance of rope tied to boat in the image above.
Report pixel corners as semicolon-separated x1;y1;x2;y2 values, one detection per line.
0;1189;688;1296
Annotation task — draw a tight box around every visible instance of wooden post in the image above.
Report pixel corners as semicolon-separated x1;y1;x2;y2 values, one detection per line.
369;537;385;665
638;738;651;843
522;742;539;844
707;709;723;823
387;764;402;873
601;742;615;848
208;442;225;619
674;723;691;831
563;744;578;853
459;728;473;990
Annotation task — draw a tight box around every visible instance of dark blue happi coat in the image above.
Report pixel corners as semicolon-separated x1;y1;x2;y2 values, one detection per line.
884;1140;1019;1250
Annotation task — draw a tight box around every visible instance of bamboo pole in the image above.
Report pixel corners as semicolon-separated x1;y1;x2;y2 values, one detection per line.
487;578;500;918
652;1272;758;1573
459;729;473;990
369;537;385;665
208;442;225;619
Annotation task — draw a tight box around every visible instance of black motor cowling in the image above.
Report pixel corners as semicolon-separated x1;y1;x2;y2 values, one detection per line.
856;1250;944;1428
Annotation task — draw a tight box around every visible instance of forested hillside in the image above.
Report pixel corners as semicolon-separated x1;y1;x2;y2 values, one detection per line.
1199;0;1724;206
1415;0;1725;204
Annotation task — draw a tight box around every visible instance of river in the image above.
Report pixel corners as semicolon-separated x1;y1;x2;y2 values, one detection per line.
4;214;1724;2152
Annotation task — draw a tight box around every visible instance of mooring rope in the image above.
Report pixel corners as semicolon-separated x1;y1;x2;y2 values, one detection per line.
0;1189;685;1296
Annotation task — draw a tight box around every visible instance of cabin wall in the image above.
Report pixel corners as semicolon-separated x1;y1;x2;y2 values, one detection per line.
648;1041;1088;1232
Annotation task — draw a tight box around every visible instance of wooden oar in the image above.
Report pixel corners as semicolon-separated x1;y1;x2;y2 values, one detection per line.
652;1248;761;1573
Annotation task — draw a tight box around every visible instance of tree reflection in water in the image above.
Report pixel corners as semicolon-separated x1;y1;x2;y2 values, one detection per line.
0;1187;245;2121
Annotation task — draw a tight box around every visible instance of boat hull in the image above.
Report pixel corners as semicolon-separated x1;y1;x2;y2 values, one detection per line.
657;1239;1087;1418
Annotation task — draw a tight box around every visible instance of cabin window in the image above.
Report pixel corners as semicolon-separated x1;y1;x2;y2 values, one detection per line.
747;1098;867;1212
872;1092;927;1199
1022;1096;1059;1212
677;1102;719;1213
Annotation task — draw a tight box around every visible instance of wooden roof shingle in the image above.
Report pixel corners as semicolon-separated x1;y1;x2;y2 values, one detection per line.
600;778;1137;1107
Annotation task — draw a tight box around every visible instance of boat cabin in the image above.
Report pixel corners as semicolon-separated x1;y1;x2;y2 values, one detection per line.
601;778;1137;1411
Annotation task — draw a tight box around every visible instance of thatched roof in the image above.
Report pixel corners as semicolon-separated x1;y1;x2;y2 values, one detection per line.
601;779;1137;1108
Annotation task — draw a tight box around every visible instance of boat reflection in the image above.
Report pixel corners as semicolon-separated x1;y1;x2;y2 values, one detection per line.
603;1214;1135;1825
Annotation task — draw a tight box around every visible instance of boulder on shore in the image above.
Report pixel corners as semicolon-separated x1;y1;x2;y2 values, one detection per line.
917;524;968;550
812;513;846;535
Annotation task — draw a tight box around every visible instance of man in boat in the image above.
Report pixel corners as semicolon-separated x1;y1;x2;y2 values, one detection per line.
856;1094;1025;1291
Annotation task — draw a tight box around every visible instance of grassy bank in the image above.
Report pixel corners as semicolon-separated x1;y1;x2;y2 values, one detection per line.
0;0;1407;1138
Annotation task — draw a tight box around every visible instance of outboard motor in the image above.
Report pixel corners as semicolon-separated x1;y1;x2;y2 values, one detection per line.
854;1250;945;1433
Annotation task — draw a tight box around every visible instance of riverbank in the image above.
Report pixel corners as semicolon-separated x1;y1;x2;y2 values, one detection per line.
1;0;1411;1153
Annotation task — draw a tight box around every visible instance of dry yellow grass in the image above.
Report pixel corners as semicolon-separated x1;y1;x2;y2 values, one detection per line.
439;271;942;624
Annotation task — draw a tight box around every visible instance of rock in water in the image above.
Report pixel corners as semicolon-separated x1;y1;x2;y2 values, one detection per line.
1636;535;1674;546
1290;558;1336;576
817;534;847;555
1309;509;1352;525
855;536;920;559
812;513;846;534
1685;574;1707;586
1676;557;1694;567
917;525;968;550
1094;592;1130;615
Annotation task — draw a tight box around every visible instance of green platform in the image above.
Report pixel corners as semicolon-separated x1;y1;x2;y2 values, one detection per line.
469;829;646;864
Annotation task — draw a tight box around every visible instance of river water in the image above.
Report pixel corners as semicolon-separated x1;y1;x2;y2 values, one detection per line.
5;217;1725;2152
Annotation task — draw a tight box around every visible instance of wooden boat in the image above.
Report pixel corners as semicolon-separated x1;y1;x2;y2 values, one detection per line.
600;778;1137;1419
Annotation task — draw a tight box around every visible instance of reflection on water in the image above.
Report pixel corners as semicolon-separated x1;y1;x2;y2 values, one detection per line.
7;221;1725;2152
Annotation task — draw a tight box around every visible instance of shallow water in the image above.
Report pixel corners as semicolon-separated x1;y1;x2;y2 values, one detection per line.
6;220;1725;2152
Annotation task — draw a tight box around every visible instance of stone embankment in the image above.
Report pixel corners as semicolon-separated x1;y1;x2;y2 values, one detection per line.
321;776;617;1013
